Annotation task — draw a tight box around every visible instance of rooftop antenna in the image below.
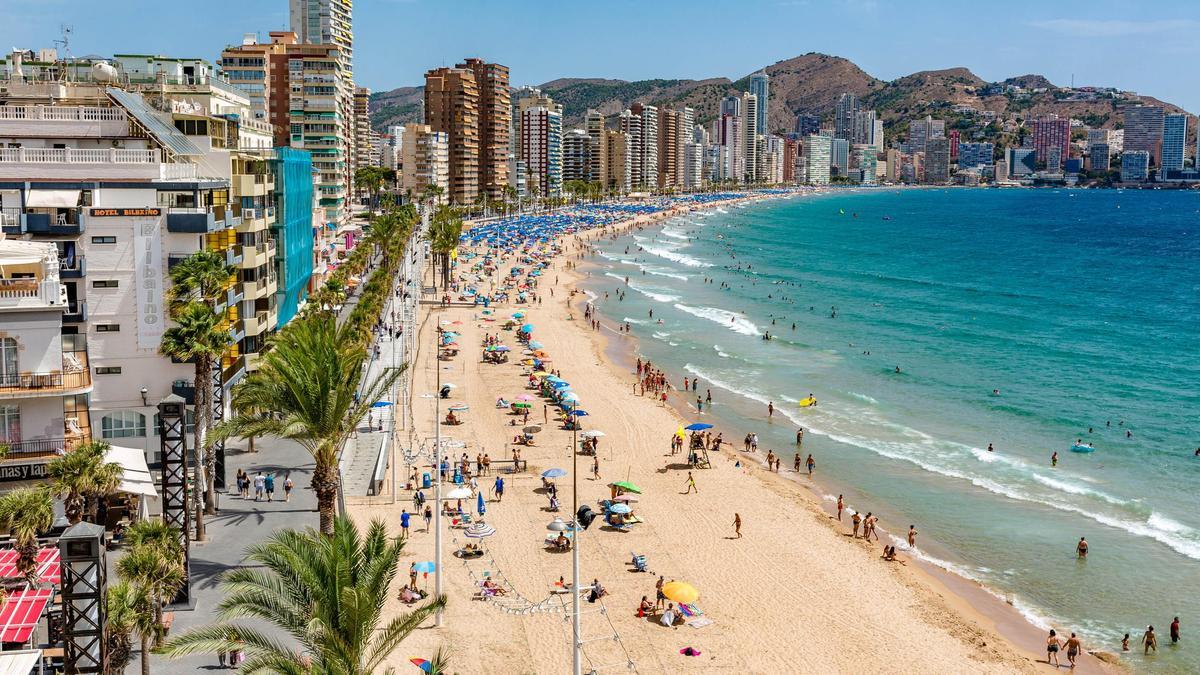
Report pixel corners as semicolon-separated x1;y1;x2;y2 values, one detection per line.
53;24;73;82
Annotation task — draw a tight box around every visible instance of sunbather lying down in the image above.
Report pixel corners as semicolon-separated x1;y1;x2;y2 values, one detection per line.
481;579;507;596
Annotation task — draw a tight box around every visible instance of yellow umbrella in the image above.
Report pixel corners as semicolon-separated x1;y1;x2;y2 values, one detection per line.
532;371;551;378
661;581;699;604
675;425;686;439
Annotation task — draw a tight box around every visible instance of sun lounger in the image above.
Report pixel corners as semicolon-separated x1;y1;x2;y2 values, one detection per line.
630;552;648;572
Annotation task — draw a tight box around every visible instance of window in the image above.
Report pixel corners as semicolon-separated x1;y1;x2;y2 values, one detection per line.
91;236;117;244
92;280;119;289
96;324;120;332
0;337;16;382
101;411;146;438
0;404;19;443
95;366;122;375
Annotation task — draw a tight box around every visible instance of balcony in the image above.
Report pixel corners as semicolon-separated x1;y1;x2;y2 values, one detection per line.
0;147;197;181
0;105;130;138
0;207;23;235
59;254;85;279
25;209;85;235
234;173;274;196
0;437;84;461
0;350;92;400
63;300;87;323
242;310;271;336
240;276;277;300
235;207;271;233
0;277;66;311
166;204;240;233
238;239;276;269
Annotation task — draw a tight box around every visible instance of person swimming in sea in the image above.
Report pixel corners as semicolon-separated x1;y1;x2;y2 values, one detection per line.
1051;451;1058;467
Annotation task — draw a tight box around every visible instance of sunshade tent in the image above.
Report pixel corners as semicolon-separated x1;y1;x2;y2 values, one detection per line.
446;487;473;499
685;423;714;431
542;468;567;478
413;561;436;574
465;522;495;538
610;481;642;494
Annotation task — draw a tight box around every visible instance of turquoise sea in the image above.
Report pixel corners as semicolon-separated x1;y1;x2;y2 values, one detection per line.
584;188;1200;672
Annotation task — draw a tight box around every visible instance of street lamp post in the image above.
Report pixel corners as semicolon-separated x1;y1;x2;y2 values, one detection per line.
571;400;582;675
433;311;444;627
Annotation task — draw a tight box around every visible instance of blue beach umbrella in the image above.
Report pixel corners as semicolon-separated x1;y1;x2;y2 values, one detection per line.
542;468;567;478
371;400;393;408
684;423;713;431
521;323;534;332
413;561;436;574
567;410;589;417
608;503;632;515
552;381;571;389
529;341;544;349
477;492;486;516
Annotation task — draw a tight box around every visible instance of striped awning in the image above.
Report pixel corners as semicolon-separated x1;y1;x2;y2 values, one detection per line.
0;547;60;584
0;588;54;643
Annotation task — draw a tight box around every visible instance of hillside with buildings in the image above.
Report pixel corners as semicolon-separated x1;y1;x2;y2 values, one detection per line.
370;52;1193;140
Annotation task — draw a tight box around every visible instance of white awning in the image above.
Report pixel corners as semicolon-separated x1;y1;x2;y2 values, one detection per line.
25;189;80;208
0;650;43;675
105;444;160;500
0;189;20;207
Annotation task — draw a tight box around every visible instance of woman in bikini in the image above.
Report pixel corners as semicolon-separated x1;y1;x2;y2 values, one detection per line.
1046;629;1062;667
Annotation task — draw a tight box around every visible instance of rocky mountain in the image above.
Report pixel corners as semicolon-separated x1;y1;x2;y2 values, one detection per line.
370;53;1192;139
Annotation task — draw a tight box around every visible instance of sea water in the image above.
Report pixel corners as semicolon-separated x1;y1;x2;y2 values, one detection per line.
585;188;1200;673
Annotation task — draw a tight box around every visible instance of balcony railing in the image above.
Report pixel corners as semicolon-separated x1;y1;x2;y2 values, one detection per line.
0;147;159;164
0;352;91;397
0;105;126;121
1;437;78;460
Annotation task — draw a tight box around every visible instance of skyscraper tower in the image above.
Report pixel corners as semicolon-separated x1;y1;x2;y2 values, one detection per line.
290;0;353;77
460;58;511;200
742;92;759;183
835;93;857;142
749;71;769;135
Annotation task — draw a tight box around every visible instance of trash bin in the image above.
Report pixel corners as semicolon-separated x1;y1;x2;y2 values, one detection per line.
422;472;431;489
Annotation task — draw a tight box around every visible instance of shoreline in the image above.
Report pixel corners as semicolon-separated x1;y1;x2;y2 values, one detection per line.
569;195;1120;672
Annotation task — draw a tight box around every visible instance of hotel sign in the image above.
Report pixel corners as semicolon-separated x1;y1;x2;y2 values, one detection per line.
0;462;49;484
90;207;163;217
131;209;166;349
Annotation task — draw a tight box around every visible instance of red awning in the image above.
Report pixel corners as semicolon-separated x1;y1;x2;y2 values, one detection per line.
0;588;54;643
0;547;60;584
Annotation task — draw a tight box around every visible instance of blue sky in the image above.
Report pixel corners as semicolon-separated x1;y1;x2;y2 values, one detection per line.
4;0;1197;112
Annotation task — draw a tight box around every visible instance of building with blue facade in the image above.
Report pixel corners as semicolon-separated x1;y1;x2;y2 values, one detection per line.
957;143;994;170
269;147;315;326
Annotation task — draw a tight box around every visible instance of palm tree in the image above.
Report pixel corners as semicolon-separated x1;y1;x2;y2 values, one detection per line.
0;487;54;584
106;581;156;675
355;167;386;218
47;440;121;525
116;522;185;650
162;517;445;673
429;207;462;293
160;301;231;534
422;184;444;209
211;314;403;535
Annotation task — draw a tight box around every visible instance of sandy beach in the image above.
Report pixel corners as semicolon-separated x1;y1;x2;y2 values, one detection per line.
347;196;1114;673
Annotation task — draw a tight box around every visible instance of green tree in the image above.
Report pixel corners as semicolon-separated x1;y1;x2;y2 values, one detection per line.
106;581;157;675
0;487;53;584
116;520;186;652
162;517;446;674
429;207;463;292
355;166;388;218
47;440;121;525
159;301;231;534
212;314;403;535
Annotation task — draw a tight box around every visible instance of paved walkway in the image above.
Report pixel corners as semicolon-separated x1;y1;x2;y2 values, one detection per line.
127;212;428;671
132;434;319;672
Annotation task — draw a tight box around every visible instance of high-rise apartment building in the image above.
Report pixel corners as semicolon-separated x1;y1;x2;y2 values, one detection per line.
782;139;799;183
749;72;770;135
1120;150;1149;181
907;116;944;155
924;137;950;183
399;124;449;203
795;114;820;137
460;59;510;200
677;107;695;190
290;0;354;76
656;108;680;189
424;66;479;204
617;110;643;189
562;129;591;184
1087;143;1110;172
957;142;994;170
1006;148;1037;176
1162;114;1188;173
741;93;759;183
586;110;607;185
805;134;832;185
631;103;658;189
853;109;876;146
834;93;856;142
1123;105;1164;166
520;106;563;197
353;86;373;172
603;130;631;193
222;32;352;226
1033;115;1070;165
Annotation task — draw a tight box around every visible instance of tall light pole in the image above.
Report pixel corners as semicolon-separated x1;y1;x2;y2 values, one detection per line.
433;300;444;626
571;399;582;675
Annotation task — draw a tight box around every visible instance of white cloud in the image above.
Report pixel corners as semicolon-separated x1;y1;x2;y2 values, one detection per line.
1029;19;1200;37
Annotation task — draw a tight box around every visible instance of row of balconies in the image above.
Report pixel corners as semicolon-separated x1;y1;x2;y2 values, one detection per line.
0;147;199;181
0;345;91;401
0;105;130;138
238;239;277;269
